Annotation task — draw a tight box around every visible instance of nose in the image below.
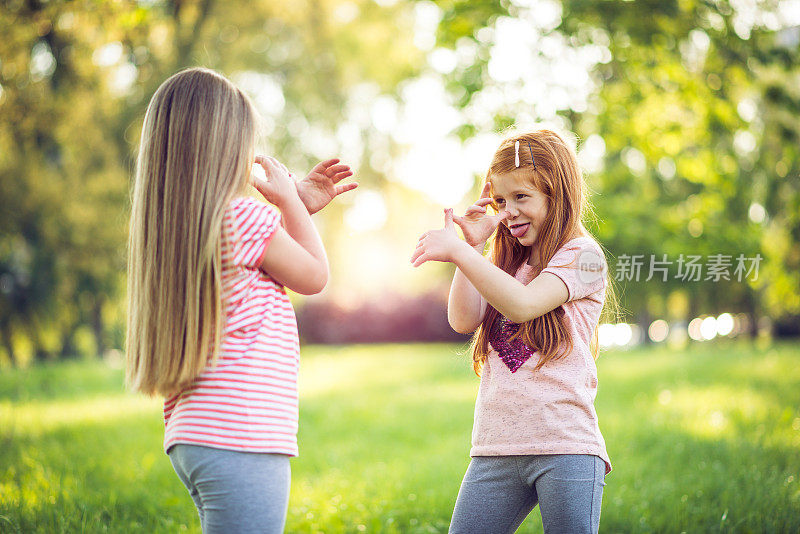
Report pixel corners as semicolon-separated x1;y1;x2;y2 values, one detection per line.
505;203;520;218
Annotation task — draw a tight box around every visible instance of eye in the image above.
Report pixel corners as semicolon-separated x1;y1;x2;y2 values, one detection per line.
516;194;527;200
494;197;505;206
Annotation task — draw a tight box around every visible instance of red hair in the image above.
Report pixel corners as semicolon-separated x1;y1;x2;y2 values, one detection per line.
471;130;604;375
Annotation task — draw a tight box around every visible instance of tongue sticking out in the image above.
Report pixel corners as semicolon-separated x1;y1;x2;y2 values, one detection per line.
510;223;530;238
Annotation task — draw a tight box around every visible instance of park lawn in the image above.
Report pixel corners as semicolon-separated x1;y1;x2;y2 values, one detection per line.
0;340;798;533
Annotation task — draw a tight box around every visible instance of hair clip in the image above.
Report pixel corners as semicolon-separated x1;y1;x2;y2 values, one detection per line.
514;140;520;168
527;142;536;170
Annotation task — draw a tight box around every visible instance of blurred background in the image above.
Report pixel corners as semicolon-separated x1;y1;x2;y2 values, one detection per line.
2;0;799;362
2;1;800;532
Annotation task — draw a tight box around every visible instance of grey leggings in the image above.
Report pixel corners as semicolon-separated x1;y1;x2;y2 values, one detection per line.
449;454;606;534
168;444;291;534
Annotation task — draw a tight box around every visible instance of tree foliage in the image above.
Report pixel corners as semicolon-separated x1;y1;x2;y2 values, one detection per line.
432;0;799;327
0;0;421;363
1;0;797;364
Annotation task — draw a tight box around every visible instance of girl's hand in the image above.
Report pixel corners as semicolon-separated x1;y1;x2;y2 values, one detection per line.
453;182;509;247
411;209;464;267
253;156;298;207
296;158;358;214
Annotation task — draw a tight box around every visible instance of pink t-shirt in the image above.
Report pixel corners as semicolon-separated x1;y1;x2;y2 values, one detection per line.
470;236;611;473
163;196;301;457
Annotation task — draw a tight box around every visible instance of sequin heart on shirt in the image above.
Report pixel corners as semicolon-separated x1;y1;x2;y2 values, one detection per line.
488;314;538;373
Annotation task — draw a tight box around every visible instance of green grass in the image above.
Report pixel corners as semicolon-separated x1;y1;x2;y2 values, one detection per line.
1;340;799;532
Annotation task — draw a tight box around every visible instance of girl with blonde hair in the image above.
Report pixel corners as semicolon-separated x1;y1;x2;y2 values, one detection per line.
412;130;613;533
126;67;356;533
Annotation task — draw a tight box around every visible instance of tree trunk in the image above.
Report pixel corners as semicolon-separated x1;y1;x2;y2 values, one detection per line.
60;323;78;359
30;323;49;362
0;321;15;364
743;290;759;338
92;298;106;358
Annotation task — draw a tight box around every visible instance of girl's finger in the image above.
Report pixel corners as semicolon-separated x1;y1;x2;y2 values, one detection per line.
479;181;492;199
261;156;287;175
255;155;279;174
474;198;493;208
333;182;358;195
452;215;470;231
311;158;340;175
331;171;354;183
412;253;430;268
251;175;268;191
464;206;487;216
324;164;350;177
271;157;290;175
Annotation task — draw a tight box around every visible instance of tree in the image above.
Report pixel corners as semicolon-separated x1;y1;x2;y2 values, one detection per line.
429;0;799;330
0;0;424;364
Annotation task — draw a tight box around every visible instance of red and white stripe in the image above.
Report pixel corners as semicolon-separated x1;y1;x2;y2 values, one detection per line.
164;197;301;456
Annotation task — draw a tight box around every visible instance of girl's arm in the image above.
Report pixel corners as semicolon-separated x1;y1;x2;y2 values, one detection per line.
449;242;568;324
447;244;487;333
442;183;506;332
254;156;329;295
413;209;568;324
259;196;329;295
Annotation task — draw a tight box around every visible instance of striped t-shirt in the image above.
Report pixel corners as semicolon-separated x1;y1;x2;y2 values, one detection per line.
163;196;300;456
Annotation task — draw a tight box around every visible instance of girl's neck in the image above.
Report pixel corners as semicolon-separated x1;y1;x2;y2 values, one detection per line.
526;247;541;267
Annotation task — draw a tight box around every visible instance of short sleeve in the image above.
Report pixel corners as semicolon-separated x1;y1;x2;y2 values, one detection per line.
541;238;607;302
229;197;281;269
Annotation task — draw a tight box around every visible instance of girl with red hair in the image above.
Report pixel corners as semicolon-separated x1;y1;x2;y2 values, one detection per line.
412;130;613;533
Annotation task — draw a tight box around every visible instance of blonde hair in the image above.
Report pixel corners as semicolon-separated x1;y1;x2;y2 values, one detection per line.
471;130;617;375
126;68;257;396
